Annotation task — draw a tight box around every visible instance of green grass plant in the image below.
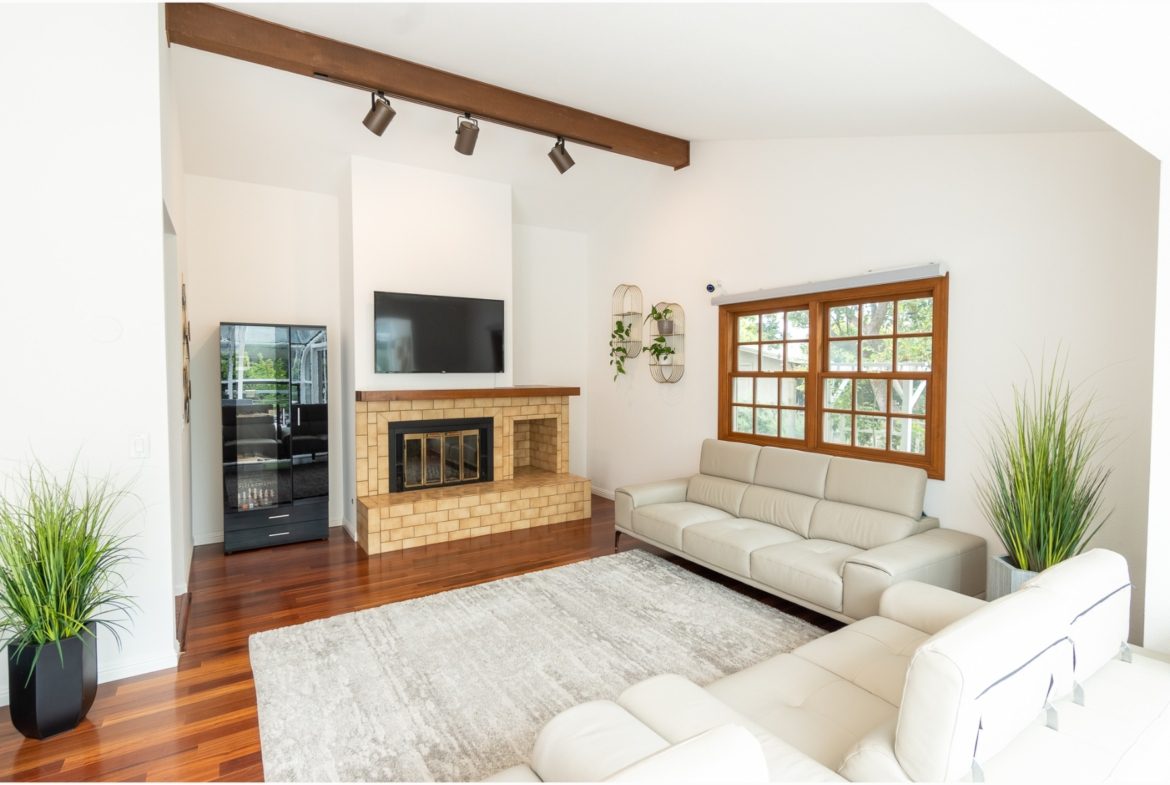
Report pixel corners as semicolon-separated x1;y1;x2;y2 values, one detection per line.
976;359;1111;572
0;461;135;671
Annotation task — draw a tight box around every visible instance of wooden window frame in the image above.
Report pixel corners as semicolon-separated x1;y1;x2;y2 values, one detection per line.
718;275;948;479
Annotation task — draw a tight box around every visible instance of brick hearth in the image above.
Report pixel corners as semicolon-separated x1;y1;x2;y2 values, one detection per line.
354;387;588;555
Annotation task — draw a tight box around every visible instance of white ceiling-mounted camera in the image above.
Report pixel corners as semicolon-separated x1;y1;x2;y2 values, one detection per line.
705;280;723;295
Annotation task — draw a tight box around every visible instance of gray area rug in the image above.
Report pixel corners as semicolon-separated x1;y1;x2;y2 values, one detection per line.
249;549;825;782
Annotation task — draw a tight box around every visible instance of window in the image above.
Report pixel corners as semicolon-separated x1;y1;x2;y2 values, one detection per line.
718;275;947;478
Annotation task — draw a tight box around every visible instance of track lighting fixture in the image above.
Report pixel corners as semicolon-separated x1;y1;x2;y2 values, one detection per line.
362;91;396;136
548;137;575;174
454;113;479;156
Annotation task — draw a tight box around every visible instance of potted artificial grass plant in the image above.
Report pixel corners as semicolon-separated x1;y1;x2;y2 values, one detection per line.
976;359;1112;600
0;462;134;739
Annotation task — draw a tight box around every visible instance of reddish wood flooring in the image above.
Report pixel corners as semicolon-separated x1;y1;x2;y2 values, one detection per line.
0;496;835;781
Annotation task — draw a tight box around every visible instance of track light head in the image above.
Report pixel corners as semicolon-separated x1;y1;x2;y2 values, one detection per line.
548;137;575;174
454;113;479;156
362;92;396;136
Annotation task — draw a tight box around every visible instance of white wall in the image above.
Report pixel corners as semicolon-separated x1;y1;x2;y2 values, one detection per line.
349;157;513;392
513;225;590;476
0;4;178;703
587;131;1159;639
183;175;343;545
160;9;193;595
940;0;1170;658
338;162;358;535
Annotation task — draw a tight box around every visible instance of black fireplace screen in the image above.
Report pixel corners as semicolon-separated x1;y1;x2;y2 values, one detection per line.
389;417;493;492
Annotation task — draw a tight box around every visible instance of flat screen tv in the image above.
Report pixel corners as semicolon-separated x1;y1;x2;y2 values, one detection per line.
374;291;504;373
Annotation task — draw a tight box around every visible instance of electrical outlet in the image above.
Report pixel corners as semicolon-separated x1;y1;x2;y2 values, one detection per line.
130;433;150;459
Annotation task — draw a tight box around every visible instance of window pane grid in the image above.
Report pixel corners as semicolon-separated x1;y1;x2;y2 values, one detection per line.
722;284;943;475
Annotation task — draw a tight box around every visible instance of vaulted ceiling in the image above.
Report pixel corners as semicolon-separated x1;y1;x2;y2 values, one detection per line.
171;3;1107;228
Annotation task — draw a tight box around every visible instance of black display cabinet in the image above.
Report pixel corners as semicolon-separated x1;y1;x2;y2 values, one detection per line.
220;323;329;553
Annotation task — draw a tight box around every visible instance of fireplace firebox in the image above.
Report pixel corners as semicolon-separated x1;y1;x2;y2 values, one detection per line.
388;417;493;492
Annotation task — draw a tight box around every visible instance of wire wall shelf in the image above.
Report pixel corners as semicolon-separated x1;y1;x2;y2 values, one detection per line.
647;301;684;383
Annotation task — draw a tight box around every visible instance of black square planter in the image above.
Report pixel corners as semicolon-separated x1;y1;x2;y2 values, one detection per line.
7;623;98;739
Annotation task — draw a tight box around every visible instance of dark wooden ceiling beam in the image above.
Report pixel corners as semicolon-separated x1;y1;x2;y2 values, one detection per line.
165;3;690;170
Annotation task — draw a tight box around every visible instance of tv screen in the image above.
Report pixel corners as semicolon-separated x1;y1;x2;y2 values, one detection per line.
374;291;504;373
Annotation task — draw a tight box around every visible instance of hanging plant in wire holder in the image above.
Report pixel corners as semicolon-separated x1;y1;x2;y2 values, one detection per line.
610;284;644;381
647;301;685;383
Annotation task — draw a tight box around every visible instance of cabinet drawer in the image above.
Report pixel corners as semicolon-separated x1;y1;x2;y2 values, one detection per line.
225;506;295;531
224;519;328;553
291;498;328;523
225;498;328;531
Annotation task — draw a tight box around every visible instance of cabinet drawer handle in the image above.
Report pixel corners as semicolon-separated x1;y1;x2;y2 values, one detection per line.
267;513;291;520
268;531;291;538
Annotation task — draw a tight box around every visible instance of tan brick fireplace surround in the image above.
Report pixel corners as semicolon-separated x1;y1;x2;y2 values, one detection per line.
355;386;590;555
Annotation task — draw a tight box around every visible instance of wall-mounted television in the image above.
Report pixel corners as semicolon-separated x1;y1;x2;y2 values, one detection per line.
374;291;504;373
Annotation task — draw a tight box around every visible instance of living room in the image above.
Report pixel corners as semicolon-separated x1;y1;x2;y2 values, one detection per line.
2;2;1170;782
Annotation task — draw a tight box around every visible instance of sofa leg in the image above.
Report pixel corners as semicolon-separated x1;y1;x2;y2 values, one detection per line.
614;530;621;550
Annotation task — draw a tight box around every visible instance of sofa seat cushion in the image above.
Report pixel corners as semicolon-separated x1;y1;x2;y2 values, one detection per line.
750;539;863;612
707;652;899;771
681;518;803;576
792;616;928;706
617;674;845;782
631;502;731;549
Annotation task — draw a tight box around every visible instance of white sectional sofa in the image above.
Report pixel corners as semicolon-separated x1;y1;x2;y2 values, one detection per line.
488;549;1170;782
615;439;986;622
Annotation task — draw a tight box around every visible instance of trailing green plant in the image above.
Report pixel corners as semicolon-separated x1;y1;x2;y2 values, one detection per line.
975;358;1112;573
0;461;136;671
645;335;676;361
644;305;673;324
610;319;633;380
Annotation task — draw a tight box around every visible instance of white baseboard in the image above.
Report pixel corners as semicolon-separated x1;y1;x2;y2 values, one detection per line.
0;649;179;707
193;529;223;546
591;487;615;500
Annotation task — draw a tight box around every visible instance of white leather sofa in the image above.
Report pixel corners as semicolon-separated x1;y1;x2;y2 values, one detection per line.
615;439;986;622
488;549;1170;782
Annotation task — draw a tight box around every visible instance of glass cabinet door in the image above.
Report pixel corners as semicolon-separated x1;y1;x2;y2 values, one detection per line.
221;324;292;511
290;327;328;501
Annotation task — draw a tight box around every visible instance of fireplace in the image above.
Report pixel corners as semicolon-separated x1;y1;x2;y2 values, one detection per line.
388;417;494;492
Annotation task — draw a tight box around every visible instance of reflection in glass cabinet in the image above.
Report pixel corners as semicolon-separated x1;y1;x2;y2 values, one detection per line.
220;323;329;553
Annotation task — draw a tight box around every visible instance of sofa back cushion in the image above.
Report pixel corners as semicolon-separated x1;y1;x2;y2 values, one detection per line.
808;500;935;550
752;447;831;498
699;439;761;484
895;588;1072;782
1022;549;1131;684
739;486;819;537
688;475;750;517
824;456;927;519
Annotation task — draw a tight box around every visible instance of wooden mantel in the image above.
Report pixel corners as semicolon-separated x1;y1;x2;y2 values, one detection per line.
356;386;580;402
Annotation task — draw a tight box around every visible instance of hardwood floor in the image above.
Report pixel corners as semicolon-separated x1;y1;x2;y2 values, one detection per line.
0;495;836;781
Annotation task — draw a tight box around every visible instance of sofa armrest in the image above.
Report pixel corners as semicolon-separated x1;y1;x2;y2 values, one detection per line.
878;580;987;635
483;764;543;782
606;725;768;782
530;701;668;782
836;719;910;782
614;478;689;528
841;528;987;621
